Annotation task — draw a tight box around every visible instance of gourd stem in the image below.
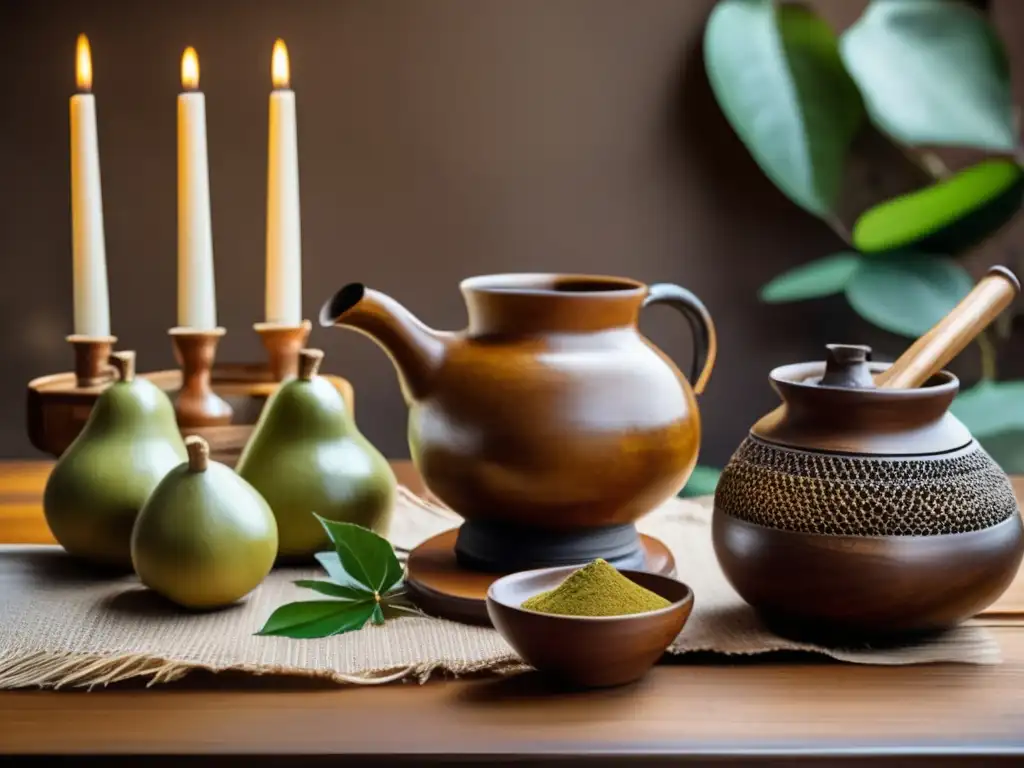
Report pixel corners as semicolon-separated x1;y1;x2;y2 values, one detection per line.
185;435;210;472
298;348;325;381
109;351;136;383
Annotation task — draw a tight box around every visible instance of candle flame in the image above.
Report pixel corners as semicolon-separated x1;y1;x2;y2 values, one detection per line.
76;34;92;92
181;46;200;91
272;39;290;89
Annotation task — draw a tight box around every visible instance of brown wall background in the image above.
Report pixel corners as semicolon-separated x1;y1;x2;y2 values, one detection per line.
2;0;1022;466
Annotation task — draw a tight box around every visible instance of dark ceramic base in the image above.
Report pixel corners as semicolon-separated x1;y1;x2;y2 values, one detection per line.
713;511;1024;642
454;520;646;573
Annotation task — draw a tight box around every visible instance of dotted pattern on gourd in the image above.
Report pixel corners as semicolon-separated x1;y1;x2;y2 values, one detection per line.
714;438;1017;536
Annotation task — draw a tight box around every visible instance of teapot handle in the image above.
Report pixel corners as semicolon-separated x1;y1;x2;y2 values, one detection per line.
642;283;717;395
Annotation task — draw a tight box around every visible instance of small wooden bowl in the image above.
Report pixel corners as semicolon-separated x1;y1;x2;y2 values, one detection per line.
27;363;354;468
486;566;693;688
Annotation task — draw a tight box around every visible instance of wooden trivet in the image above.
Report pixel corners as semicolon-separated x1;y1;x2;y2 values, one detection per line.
405;529;676;626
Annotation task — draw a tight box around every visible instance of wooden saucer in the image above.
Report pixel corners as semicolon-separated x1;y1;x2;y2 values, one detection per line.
405;529;676;626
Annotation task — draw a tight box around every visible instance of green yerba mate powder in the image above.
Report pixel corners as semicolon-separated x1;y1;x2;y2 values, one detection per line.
520;559;671;617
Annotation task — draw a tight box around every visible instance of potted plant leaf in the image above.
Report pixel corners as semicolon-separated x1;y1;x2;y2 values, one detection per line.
703;0;1024;477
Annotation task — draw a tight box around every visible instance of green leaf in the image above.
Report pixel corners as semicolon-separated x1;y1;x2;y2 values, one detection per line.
952;380;1024;474
256;599;376;639
952;380;1024;439
760;253;862;303
852;160;1024;255
705;0;865;217
314;551;366;591
314;551;347;583
315;516;404;594
294;579;372;601
679;465;722;498
840;0;1015;151
258;523;411;640
975;432;1024;475
844;255;973;338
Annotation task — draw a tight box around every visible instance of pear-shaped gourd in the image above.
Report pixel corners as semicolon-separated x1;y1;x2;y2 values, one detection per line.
43;352;187;569
131;436;278;609
236;348;396;559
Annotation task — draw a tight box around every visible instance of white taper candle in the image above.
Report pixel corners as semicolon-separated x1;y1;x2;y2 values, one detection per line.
177;46;217;330
70;34;111;337
265;39;302;325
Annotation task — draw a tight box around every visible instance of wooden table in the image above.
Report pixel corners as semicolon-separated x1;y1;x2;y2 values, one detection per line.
1;460;1023;766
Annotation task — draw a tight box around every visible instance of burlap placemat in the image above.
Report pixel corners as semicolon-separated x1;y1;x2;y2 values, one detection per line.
0;489;1001;689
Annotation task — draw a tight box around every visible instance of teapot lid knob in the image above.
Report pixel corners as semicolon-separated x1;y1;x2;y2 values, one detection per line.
819;344;876;389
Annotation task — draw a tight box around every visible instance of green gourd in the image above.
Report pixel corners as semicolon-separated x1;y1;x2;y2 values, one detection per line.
131;435;278;609
236;348;396;559
43;351;187;569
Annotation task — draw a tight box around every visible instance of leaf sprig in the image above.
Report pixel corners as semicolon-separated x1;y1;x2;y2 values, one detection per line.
256;514;419;639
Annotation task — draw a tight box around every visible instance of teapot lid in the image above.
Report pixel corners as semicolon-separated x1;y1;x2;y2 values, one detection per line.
817;344;875;390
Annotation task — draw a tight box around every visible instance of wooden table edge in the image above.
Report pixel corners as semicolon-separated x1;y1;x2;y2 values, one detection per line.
1;460;1023;764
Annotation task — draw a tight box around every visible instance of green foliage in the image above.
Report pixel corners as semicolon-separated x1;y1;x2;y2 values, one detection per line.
707;0;1024;475
314;551;348;584
952;380;1024;439
292;579;370;600
972;433;1024;476
952;381;1024;473
844;256;973;338
852;160;1024;255
704;0;864;218
256;515;411;640
317;516;404;594
840;0;1015;152
760;252;861;303
760;250;978;340
257;600;382;639
679;465;722;498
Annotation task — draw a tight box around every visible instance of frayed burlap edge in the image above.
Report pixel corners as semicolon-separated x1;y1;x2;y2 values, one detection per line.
3;628;998;690
0;649;530;690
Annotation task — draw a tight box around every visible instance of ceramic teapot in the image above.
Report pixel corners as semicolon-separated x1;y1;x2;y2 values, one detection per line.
319;273;716;572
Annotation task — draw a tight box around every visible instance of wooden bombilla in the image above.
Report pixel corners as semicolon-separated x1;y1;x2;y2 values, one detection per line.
759;265;1020;425
876;265;1020;389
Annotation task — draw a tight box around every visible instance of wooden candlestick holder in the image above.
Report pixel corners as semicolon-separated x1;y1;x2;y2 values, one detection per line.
66;334;118;388
253;319;312;381
28;362;355;467
169;327;233;428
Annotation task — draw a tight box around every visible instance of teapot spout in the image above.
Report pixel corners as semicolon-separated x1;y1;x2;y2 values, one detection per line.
319;284;448;402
